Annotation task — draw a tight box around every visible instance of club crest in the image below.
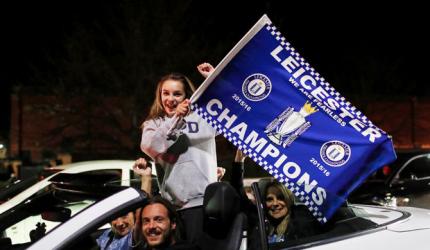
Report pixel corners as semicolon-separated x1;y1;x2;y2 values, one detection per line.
242;73;272;101
320;141;351;167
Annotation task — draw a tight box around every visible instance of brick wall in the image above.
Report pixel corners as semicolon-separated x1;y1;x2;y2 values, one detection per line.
10;93;139;163
10;93;430;164
364;98;430;150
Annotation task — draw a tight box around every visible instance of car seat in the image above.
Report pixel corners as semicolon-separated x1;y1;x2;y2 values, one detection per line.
197;182;247;250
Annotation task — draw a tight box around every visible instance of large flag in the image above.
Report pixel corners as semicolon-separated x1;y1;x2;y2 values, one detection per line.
190;15;396;222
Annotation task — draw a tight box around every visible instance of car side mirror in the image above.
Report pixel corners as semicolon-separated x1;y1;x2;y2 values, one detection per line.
41;207;71;222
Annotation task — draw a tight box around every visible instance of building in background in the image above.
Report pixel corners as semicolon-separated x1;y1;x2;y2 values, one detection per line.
8;91;430;164
9;91;139;163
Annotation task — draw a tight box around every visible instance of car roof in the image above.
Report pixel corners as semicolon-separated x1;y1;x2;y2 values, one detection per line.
47;159;157;175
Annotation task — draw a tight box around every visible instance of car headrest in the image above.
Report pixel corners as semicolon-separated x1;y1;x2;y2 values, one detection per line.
203;182;240;237
257;177;273;199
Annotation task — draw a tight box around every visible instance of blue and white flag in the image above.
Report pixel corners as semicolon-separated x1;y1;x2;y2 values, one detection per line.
191;15;396;222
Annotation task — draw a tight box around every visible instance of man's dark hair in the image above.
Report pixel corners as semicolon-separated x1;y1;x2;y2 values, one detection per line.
139;195;183;241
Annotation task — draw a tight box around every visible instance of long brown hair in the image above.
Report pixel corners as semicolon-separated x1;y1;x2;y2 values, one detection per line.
264;180;295;238
264;181;295;212
143;73;196;126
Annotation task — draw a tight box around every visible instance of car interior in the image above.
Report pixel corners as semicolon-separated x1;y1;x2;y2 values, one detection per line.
196;181;247;250
63;181;247;250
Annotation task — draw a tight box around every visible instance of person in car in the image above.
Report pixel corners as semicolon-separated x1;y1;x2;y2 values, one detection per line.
263;180;295;243
229;149;263;250
96;211;135;250
140;63;218;243
96;158;153;250
132;196;200;250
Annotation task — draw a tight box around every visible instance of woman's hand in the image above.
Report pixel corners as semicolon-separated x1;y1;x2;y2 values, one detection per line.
197;63;215;78
235;149;247;163
217;167;226;181
175;99;190;117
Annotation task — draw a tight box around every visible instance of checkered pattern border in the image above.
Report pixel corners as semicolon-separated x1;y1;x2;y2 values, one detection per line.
192;103;327;223
265;24;385;137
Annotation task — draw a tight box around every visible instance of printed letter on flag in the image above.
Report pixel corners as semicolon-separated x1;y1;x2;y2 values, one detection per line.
191;15;396;222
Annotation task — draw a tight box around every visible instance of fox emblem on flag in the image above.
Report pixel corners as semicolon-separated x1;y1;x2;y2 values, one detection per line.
189;14;396;222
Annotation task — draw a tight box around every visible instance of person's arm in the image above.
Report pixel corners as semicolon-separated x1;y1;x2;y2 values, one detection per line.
231;149;247;191
231;149;259;210
141;98;192;158
140;118;184;159
197;63;215;78
131;208;143;249
133;158;152;196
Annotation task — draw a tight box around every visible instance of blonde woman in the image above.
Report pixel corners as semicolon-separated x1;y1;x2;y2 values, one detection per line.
263;180;295;243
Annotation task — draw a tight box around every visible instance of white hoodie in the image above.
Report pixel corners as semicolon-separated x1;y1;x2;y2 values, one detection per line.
141;111;217;209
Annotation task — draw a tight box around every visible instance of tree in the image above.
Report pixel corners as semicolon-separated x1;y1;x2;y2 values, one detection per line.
16;1;236;160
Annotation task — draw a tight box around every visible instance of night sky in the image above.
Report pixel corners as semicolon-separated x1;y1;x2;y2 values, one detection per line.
0;1;428;139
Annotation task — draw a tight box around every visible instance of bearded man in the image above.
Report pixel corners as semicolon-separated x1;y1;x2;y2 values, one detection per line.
133;196;200;250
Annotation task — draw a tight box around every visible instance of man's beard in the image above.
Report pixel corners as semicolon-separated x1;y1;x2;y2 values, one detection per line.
147;227;175;248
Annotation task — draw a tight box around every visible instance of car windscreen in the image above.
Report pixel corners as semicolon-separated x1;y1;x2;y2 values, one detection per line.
0;183;127;247
0;189;95;246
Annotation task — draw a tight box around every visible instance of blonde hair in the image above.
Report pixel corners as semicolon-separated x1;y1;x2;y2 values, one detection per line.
264;180;295;238
142;73;196;126
264;180;295;212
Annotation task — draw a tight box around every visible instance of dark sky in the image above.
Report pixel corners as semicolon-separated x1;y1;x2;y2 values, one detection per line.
0;1;428;137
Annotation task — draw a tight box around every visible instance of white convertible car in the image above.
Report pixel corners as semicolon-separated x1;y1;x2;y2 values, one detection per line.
2;182;428;250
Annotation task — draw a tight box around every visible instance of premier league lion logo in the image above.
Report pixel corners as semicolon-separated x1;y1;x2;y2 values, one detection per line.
265;101;318;147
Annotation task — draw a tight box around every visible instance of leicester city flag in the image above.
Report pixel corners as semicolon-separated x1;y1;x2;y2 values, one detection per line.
191;15;396;222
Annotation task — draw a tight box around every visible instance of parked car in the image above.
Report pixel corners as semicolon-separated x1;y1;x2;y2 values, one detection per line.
349;152;430;209
0;160;157;215
0;176;39;204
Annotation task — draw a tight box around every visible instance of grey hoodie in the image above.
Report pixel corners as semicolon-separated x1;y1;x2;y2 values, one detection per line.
141;112;217;209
